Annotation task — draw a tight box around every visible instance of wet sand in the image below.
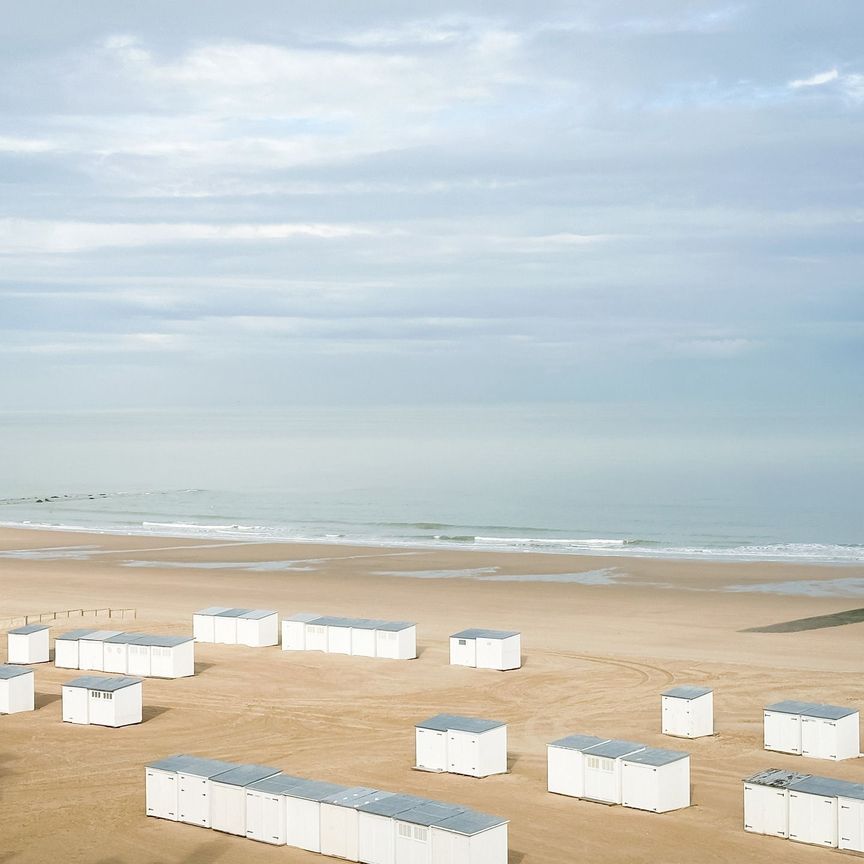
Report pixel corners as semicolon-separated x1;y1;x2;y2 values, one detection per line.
1;525;863;863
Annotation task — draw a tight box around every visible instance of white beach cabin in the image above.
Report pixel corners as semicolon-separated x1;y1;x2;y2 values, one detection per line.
128;635;195;678
244;772;305;845
54;629;97;669
77;630;124;671
281;613;322;651
176;757;239;828
213;608;248;644
431;810;509;864
0;665;35;714
284;779;348;853
352;619;387;657
321;787;394;861
192;607;231;642
103;633;140;673
358;793;430;864
581;739;646;804
209;763;281;836
304;618;330;652
661;685;714;738
7;624;50;664
146;754;199;821
620;747;691;813
449;629;521;671
415;714;507;777
375;621;417;660
394;802;466;864
323;617;354;655
787;775;843;848
547;734;610;799
236;610;279;647
837;781;864;853
764;700;860;760
61;675;142;727
743;768;812;838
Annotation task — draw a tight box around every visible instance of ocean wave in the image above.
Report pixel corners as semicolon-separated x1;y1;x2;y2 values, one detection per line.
0;519;860;564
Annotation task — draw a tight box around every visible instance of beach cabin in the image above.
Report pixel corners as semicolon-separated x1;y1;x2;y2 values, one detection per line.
213;609;248;644
281;613;322;651
375;621;417;660
581;739;646;804
244;773;305;845
358;793;431;864
304;618;330;652
393;801;466;864
284;779;348;853
129;635;195;679
78;630;124;671
193;607;231;642
0;665;35;714
103;633;141;673
838;782;864;853
430;810;509;864
415;714;507;777
662;685;714;738
146;755;199;821
350;620;384;657
787;776;842;847
449;629;521;671
620;747;691;813
236;610;279;647
764;700;860;760
209;763;281;836
324;617;354;655
61;675;142;726
177;757;239;827
54;629;97;669
743;769;811;838
7;624;50;664
321;787;394;861
547;734;610;799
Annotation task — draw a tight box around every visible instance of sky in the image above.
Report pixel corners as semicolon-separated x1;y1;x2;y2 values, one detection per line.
0;0;862;411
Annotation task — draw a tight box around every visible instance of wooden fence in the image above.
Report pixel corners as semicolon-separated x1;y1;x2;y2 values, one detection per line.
1;607;137;630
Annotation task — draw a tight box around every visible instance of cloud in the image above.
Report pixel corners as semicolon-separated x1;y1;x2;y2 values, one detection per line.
789;68;839;89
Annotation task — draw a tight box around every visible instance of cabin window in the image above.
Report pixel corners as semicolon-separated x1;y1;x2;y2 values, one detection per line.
398;823;413;838
413;827;428;842
586;756;614;772
458;639;467;646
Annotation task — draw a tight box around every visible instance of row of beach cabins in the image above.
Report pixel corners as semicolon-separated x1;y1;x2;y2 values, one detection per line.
4;608;864;858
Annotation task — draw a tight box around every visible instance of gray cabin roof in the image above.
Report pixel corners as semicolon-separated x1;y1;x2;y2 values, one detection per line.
358;793;431;818
417;714;505;734
8;623;49;635
245;773;308;795
147;754;197;772
210;764;280;787
134;634;194;647
176;757;239;779
434;810;508;836
583;739;646;759
789;776;864;799
239;609;276;620
64;675;141;692
744;769;812;788
215;608;251;618
765;700;857;720
451;628;519;640
322;787;391;810
375;620;415;632
284;779;348;802
195;606;232;616
663;685;712;700
347;618;389;631
395;802;467;827
80;630;124;642
623;747;689;767
105;633;143;644
0;664;34;680
309;615;352;628
287;612;322;623
55;629;98;641
548;734;610;752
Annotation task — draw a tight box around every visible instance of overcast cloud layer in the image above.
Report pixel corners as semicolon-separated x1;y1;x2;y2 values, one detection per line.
1;0;862;410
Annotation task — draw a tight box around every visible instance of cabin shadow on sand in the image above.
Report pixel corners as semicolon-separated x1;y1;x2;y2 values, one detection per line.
742;607;864;633
142;705;172;722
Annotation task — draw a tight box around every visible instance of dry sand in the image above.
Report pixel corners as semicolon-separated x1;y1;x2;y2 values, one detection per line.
1;526;863;863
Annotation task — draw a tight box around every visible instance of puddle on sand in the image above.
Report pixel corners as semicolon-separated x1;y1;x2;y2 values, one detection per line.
122;559;319;572
372;567;622;585
726;577;864;598
0;545;99;560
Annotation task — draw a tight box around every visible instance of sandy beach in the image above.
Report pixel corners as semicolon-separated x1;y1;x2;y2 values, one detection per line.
1;525;863;864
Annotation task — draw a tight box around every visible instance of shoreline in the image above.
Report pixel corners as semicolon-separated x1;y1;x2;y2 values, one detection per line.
1;518;861;567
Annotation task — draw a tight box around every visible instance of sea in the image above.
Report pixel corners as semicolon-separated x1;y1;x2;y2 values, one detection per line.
0;405;861;564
